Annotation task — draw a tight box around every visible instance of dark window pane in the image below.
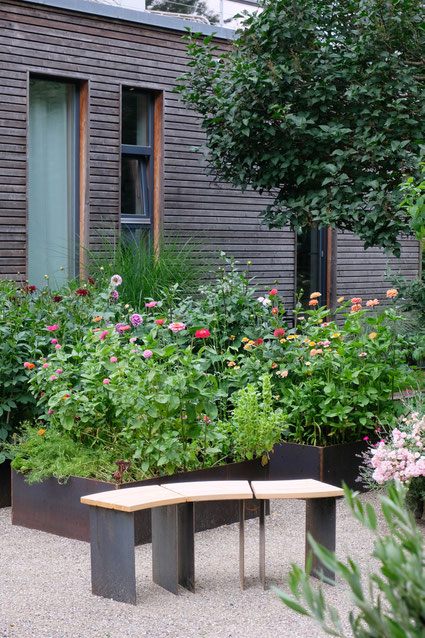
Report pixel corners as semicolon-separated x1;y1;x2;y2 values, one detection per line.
122;90;149;146
296;228;327;305
121;224;151;250
121;157;149;217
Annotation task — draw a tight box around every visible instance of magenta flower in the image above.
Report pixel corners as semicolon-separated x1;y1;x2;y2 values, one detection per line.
363;436;369;441
47;325;59;332
110;290;119;302
48;409;54;414
56;369;63;374
110;274;122;287
100;330;109;340
115;323;125;334
110;356;118;363
145;301;158;308
143;350;153;358
130;314;143;327
103;378;111;385
51;339;58;344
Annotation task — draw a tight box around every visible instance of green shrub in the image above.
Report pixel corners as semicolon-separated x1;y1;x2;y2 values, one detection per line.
276;482;425;637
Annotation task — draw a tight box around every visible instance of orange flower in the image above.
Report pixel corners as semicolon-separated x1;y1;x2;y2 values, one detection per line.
241;337;249;343
38;429;46;436
272;307;278;314
369;332;377;340
309;299;318;306
271;362;278;369
93;316;103;322
386;289;398;298
310;292;321;299
227;361;236;367
351;297;362;304
27;363;35;370
281;370;288;378
366;299;379;307
230;335;235;340
351;304;362;312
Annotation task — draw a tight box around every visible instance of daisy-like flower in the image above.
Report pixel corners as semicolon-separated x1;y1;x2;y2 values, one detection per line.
309;299;318;306
366;299;379;307
145;301;158;308
110;274;122;287
168;322;186;333
310;292;321;299
359;352;367;357
386;289;398;298
155;319;165;325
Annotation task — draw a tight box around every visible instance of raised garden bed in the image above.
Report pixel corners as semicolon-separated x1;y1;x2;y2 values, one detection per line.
12;458;269;544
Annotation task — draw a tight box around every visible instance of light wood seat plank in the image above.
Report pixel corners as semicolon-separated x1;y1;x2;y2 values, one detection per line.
80;484;187;512
251;479;344;500
162;480;253;502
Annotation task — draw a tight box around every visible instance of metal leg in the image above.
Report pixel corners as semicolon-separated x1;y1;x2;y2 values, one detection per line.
305;498;336;584
239;500;245;590
178;502;195;592
89;506;136;604
152;504;179;594
259;499;266;590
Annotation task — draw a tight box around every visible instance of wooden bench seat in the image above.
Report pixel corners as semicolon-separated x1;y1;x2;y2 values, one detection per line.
251;479;344;588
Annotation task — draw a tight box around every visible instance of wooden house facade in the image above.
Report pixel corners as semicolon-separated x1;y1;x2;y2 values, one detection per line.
0;0;420;309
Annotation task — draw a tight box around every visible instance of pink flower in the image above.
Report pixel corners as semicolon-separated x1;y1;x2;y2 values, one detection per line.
129;337;137;343
366;299;379;307
130;314;143;327
143;350;153;358
273;328;286;338
110;290;119;302
110;274;122;287
42;363;50;369
195;329;211;338
100;330;109;340
155;319;165;325
103;378;111;384
51;339;58;344
386;289;398;298
54;344;61;350
48;409;54;414
363;436;369;441
49;375;58;381
168;322;186;333
110;356;117;363
145;301;158;308
56;369;63;374
269;288;278;296
47;325;59;332
131;349;138;354
359;352;367;357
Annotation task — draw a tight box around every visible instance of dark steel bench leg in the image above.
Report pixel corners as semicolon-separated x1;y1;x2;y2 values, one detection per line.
178;502;195;592
89;506;136;604
152;504;179;594
239;500;245;590
305;497;336;584
259;499;266;590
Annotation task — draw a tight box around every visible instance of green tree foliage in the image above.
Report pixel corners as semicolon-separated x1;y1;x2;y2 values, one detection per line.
146;0;219;24
177;0;425;255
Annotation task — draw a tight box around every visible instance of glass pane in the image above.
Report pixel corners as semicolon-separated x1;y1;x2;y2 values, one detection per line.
121;224;151;250
296;228;323;306
28;78;76;288
122;90;149;146
121;157;149;217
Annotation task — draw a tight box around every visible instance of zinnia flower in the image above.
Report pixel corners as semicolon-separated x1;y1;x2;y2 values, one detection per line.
351;304;362;312
110;290;119;302
359;352;367;357
129;337;137;343
47;325;59;332
53;296;63;303
369;332;377;340
386;288;398;298
110;274;122;287
54;344;61;350
24;362;35;370
145;301;158;308
168;322;186;332
366;299;379;307
93;316;103;322
272;307;278;314
254;338;264;346
269;288;278;296
51;338;58;344
155;319;165;325
49;375;58;381
76;288;88;297
195;329;211;338
110;356;117;363
308;299;318;306
274;328;285;338
310;292;321;299
228;361;236;367
351;297;362;304
103;378;111;384
38;429;46;435
62;394;70;400
337;296;344;303
100;330;109;340
23;285;37;293
130;314;143;327
88;278;95;285
143;350;153;358
56;369;63;374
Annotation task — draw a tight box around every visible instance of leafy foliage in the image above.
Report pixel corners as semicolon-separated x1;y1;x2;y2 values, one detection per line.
177;0;425;254
276;482;425;637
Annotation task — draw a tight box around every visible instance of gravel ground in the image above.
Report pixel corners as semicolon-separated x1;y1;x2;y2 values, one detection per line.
0;492;389;638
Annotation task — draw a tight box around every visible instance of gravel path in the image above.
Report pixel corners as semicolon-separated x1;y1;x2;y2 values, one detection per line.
0;492;388;638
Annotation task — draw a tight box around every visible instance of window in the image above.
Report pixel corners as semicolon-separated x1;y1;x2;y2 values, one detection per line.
28;77;79;288
121;89;154;246
296;227;327;306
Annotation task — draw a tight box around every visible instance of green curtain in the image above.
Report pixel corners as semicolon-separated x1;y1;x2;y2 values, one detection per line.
28;78;76;288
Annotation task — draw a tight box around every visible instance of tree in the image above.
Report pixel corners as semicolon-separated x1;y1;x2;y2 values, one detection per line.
146;0;219;24
177;0;425;254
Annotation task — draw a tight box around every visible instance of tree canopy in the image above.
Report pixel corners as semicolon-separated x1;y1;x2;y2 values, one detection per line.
177;0;425;254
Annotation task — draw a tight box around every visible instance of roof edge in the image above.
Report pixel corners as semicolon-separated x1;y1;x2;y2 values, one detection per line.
13;0;236;39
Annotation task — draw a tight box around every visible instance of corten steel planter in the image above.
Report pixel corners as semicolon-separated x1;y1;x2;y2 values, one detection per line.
0;460;11;508
12;459;268;544
269;440;369;490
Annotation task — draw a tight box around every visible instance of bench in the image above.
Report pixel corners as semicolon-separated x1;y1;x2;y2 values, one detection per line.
81;480;253;604
251;479;344;588
81;478;344;604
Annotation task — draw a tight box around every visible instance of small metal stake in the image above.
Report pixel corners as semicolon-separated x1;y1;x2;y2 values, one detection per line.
239;500;245;590
259;499;266;590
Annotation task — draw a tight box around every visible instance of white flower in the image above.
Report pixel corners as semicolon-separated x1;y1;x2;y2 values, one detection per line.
257;296;265;303
263;298;272;307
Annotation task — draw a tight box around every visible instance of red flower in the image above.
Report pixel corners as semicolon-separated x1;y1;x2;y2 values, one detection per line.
272;307;278;314
254;338;264;346
76;288;88;297
269;288;278;296
53;296;63;303
88;278;95;285
155;319;166;325
195;329;211;338
23;285;37;293
273;328;285;338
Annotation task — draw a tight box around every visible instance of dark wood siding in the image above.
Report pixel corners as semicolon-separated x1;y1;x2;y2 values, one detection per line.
0;0;295;306
336;231;420;301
